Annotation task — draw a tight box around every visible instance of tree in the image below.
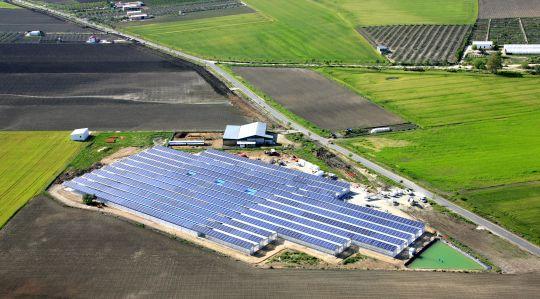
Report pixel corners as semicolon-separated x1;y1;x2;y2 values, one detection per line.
82;194;96;205
520;61;530;69
486;52;503;74
472;44;478;51
472;58;486;70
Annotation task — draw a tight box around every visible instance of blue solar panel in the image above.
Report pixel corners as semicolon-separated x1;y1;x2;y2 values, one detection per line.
63;146;424;257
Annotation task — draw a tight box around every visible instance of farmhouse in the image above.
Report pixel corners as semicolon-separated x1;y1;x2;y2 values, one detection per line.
503;44;540;55
472;41;493;50
70;128;89;141
223;122;276;147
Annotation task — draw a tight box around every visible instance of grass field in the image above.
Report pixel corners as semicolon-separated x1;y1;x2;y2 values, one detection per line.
325;69;540;244
0;132;83;228
409;241;484;270
124;0;381;64
319;0;477;26
68;131;171;171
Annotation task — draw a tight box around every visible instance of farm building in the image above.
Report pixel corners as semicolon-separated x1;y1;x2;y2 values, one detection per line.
128;13;148;21
70;128;89;141
503;44;540;55
472;41;493;50
25;30;44;37
64;146;424;256
223;122;276;147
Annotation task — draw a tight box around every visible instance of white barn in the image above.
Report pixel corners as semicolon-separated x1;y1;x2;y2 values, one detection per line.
472;41;493;50
223;122;276;147
70;128;90;141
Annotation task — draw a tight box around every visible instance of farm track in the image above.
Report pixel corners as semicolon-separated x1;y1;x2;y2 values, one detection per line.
360;25;471;64
1;196;540;298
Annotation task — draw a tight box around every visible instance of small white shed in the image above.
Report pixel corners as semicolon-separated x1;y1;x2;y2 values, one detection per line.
71;128;90;141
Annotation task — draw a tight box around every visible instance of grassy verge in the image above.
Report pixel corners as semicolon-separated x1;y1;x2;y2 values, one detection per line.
0;132;84;228
342;253;367;265
218;64;332;138
268;250;320;266
0;2;20;9
68;131;172;171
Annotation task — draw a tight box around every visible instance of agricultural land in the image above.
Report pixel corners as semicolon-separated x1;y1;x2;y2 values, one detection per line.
231;67;405;132
323;68;540;245
359;25;471;64
1;196;540;298
0;43;250;130
0;131;82;228
318;0;478;26
478;0;540;19
0;4;90;31
471;17;540;44
123;0;382;64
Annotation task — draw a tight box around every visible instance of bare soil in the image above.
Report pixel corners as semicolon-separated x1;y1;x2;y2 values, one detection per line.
1;196;539;298
232;67;405;131
0;7;91;32
0;44;251;130
410;208;540;274
479;0;540;19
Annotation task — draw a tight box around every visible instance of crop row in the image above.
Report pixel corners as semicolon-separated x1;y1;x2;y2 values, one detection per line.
360;25;470;64
488;18;525;44
471;19;489;41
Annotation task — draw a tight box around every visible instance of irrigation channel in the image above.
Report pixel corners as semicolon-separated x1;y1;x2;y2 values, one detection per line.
11;0;540;258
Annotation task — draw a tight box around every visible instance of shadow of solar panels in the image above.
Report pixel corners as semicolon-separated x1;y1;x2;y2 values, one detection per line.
64;146;424;257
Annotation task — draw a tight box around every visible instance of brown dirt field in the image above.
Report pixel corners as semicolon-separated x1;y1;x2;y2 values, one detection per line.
411;208;540;274
1;196;540;298
479;0;540;19
232;67;405;131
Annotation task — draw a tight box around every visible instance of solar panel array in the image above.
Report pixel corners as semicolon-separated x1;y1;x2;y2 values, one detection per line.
64;146;424;256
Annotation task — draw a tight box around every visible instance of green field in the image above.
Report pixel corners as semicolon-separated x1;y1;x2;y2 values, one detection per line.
324;69;540;244
0;132;83;228
319;0;477;26
409;241;484;270
0;1;19;9
124;0;381;64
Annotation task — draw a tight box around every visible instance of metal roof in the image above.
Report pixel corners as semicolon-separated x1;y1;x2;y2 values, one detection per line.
71;128;89;135
223;122;273;140
503;44;540;54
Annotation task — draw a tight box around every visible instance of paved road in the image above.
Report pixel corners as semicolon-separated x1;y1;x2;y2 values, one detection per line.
13;0;540;257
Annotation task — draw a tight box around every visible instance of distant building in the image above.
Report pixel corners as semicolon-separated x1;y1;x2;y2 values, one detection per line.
376;45;390;54
128;13;148;21
503;44;540;55
25;30;44;37
472;41;493;50
223;122;276;147
369;127;391;134
70;128;90;141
